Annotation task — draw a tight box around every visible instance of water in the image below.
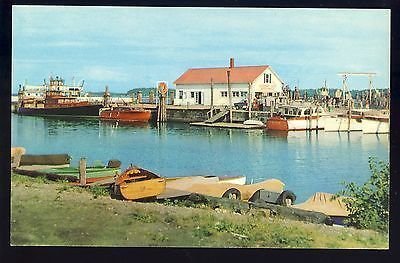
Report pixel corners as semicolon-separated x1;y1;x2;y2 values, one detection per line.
11;114;389;202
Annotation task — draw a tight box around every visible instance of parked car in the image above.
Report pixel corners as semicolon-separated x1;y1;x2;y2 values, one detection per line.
234;99;248;110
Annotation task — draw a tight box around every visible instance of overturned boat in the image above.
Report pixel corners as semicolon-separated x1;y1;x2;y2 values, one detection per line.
165;175;294;205
293;192;349;225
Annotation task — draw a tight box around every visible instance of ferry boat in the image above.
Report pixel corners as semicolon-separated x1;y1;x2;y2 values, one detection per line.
17;76;103;116
99;106;151;123
266;105;328;131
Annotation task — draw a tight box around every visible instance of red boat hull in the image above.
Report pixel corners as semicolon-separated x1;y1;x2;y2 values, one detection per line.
266;116;289;131
100;108;151;122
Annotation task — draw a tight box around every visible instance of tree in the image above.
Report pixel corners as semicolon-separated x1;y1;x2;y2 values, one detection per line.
337;157;389;232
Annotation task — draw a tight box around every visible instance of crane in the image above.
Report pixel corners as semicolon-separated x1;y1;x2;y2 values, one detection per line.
337;72;377;104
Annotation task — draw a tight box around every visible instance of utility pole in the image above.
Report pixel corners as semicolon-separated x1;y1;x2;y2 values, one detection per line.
227;69;232;123
210;78;214;117
248;82;252;120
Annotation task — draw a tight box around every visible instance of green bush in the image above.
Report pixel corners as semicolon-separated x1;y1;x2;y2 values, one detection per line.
338;157;389;232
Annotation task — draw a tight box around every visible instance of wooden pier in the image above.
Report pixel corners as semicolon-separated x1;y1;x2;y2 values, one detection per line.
190;122;265;129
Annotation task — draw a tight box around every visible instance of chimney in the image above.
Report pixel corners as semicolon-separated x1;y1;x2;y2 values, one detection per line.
229;58;234;68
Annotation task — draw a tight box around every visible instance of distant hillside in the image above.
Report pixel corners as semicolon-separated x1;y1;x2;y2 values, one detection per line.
298;88;389;98
86;88;172;97
86;91;128;97
126;88;157;97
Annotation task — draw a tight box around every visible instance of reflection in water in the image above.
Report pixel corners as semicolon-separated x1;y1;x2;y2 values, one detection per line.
42;116;98;136
11;114;389;203
156;122;168;138
265;130;289;139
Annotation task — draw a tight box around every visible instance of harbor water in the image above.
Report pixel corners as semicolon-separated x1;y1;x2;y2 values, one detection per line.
11;114;389;202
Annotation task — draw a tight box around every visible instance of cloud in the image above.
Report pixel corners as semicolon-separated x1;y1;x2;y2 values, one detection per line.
11;6;390;92
81;66;130;82
31;41;97;48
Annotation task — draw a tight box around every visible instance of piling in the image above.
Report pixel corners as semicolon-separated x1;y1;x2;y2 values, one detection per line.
79;158;87;186
157;82;168;122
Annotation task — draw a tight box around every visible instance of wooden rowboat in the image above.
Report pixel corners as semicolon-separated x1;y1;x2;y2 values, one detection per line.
113;166;166;200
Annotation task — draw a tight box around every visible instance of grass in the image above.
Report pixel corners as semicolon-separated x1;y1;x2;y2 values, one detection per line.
10;173;389;248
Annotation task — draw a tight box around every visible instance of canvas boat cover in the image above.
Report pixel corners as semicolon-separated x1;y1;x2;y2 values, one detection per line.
293;192;349;217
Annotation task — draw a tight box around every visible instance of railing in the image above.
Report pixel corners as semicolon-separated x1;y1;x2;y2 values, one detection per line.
206;107;223;119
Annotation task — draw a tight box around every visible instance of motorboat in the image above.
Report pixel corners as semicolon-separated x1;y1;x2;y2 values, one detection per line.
266;105;329;131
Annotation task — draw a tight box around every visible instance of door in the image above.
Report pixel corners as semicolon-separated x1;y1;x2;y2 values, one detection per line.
195;92;202;104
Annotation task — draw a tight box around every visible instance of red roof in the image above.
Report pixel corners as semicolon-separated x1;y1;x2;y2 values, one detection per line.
174;65;269;85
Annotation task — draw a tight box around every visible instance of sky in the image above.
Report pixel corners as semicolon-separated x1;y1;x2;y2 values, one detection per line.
12;6;390;94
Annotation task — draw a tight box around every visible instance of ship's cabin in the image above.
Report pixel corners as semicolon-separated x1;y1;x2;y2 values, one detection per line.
279;106;325;117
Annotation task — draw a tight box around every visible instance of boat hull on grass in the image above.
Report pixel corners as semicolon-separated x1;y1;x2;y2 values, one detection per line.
114;166;166;200
293;192;349;225
119;178;166;200
167;177;285;201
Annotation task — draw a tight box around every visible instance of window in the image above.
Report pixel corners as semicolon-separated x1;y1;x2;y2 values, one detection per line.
232;91;240;97
240;91;248;97
264;73;272;83
191;92;195;98
221;91;228;97
268;92;273;97
179;91;183;99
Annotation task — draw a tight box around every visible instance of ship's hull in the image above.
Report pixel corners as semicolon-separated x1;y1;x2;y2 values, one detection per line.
100;108;151;122
362;117;390;134
324;116;363;132
17;104;103;117
266;116;326;131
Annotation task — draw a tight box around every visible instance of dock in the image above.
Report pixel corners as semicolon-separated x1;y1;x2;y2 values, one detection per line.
190;122;265;129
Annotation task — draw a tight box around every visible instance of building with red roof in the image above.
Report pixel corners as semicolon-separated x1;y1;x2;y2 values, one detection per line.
173;58;285;107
